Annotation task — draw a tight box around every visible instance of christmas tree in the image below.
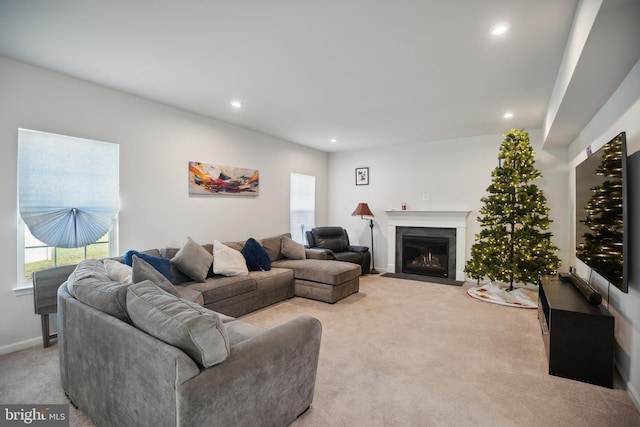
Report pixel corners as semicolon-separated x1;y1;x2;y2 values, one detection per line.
465;129;560;290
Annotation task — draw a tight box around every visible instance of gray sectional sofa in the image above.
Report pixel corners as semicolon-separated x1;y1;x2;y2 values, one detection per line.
170;233;362;315
58;280;322;427
48;233;361;427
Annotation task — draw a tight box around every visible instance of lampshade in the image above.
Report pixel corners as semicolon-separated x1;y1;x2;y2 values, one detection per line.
352;203;374;218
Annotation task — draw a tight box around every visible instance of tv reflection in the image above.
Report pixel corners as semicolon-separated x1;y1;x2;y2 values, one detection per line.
576;133;624;288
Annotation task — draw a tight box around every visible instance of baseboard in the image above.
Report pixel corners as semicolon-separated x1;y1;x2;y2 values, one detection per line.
382;272;463;287
615;359;640;412
627;378;640;413
0;336;41;356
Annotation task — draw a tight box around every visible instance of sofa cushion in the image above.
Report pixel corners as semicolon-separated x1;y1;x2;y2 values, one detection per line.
175;286;205;306
132;255;181;297
186;275;257;305
281;235;306;260
260;234;290;261
272;259;361;286
224;320;266;346
213;240;248;277
126;281;230;368
124;250;171;280
66;259;133;323
241;238;272;271
66;259;107;291
222;241;245;252
103;259;133;284
171;237;214;282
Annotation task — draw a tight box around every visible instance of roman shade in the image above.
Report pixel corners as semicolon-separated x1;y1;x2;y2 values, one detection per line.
18;129;119;248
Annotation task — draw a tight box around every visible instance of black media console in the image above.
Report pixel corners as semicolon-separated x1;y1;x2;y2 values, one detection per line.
538;275;614;388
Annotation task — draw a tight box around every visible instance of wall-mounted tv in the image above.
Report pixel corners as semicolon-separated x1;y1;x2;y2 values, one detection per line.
575;131;628;293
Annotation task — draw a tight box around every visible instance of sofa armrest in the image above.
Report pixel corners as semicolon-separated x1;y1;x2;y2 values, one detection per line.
305;248;328;260
307;247;336;259
177;315;322;427
348;245;369;253
59;288;201;427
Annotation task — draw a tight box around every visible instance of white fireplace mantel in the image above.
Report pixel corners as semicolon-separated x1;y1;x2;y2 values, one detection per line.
385;210;470;281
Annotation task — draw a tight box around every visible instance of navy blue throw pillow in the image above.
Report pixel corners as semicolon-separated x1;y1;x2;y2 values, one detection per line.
241;238;272;271
123;250;172;280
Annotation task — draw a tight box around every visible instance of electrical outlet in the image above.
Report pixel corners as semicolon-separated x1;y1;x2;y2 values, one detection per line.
422;194;430;201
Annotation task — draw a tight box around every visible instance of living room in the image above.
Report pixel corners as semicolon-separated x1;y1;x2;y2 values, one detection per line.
1;1;639;426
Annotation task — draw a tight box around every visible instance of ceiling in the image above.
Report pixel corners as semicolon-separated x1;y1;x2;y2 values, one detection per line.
0;1;636;152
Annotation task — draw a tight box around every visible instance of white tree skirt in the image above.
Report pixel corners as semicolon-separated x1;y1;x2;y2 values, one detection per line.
466;282;538;309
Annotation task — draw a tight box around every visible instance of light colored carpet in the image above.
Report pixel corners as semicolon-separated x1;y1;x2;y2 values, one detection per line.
1;275;638;426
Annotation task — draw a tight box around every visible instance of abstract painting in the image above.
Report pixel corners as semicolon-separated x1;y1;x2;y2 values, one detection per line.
189;161;259;195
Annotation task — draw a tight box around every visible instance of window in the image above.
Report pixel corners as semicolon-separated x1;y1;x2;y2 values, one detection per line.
20;220;114;282
17;129;119;285
290;173;315;245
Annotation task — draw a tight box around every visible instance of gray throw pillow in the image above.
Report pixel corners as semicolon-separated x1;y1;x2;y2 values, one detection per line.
281;235;306;260
260;234;287;261
132;255;181;297
126;281;230;368
171;237;213;282
66;259;132;323
66;259;108;296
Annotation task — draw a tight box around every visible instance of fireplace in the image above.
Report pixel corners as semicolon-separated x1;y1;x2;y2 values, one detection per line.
402;236;449;277
396;227;456;279
385;210;469;281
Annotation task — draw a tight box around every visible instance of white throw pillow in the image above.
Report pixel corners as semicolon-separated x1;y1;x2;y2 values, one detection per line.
213;240;249;277
104;259;133;284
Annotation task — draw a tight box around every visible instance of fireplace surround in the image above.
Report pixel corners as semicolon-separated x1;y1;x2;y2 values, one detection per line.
385;210;469;281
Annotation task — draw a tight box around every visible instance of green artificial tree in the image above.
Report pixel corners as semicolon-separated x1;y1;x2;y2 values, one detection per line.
465;129;560;291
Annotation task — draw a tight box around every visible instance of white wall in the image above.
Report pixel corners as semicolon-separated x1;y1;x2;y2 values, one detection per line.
327;131;571;277
567;58;640;408
0;56;329;353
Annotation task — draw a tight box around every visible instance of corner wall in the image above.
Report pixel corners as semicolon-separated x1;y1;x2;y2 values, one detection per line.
567;58;640;409
327;131;571;280
0;56;328;353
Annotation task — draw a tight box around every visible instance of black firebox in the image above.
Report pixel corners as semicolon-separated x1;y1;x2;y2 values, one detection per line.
402;236;449;278
395;226;456;279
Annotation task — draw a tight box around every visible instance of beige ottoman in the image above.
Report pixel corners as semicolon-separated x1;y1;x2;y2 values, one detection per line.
272;259;361;303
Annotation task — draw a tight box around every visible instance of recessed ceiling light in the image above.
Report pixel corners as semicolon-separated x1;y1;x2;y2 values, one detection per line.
330;138;338;143
230;100;243;109
503;112;514;119
491;24;509;36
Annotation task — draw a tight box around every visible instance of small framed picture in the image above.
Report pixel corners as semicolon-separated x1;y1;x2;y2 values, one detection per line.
355;167;369;185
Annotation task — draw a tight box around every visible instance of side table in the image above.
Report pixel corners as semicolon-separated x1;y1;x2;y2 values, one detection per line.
33;264;77;347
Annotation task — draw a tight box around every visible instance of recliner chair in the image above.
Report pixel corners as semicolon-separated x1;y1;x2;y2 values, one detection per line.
306;226;371;275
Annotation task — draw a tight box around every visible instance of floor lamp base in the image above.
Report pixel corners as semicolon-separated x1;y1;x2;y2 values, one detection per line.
369;269;380;275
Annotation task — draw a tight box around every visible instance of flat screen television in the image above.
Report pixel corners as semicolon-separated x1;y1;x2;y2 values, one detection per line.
575;131;628;293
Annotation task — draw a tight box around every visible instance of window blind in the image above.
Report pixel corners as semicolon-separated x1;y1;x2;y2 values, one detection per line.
18;129;119;248
290;173;315;244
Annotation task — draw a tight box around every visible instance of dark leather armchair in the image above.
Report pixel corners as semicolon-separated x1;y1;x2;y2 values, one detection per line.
306;226;371;275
